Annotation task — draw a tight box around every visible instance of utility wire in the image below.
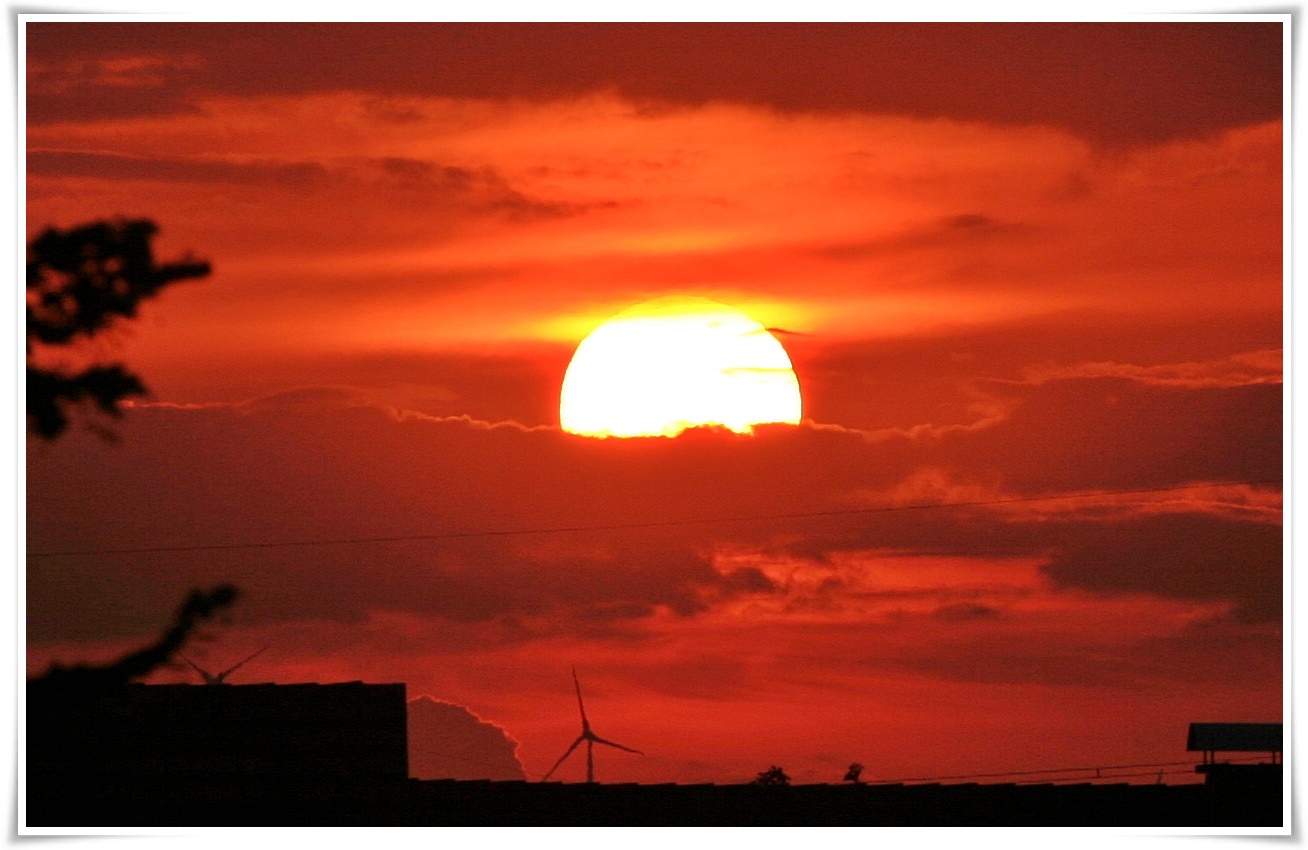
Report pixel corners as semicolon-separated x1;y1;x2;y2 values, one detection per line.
868;760;1193;784
868;755;1272;786
26;478;1280;559
1019;766;1196;785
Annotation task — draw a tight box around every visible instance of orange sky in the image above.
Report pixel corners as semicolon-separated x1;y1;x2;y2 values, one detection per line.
25;20;1284;789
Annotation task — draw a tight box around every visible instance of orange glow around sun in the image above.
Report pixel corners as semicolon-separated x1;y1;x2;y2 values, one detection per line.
559;297;803;438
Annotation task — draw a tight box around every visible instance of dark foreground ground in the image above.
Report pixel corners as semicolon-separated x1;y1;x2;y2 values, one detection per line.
24;682;1284;827
27;771;1283;827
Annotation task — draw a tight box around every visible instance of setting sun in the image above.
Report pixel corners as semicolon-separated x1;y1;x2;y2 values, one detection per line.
559;297;802;437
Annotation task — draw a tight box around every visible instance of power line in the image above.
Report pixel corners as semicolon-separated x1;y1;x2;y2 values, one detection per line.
26;478;1280;559
867;760;1194;784
1021;766;1196;785
868;755;1271;786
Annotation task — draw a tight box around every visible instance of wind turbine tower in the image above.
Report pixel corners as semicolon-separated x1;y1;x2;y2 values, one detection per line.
542;667;643;783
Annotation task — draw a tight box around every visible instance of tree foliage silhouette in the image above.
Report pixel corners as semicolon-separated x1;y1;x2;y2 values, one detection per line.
26;218;210;439
26;218;226;688
753;765;791;786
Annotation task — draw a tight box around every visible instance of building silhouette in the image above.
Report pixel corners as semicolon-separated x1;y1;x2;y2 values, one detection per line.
1187;722;1282;792
27;681;408;785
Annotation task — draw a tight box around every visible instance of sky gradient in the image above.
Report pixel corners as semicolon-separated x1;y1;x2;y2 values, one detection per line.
25;19;1284;787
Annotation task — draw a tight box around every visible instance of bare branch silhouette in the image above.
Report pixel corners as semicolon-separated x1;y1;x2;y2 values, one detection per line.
30;584;239;689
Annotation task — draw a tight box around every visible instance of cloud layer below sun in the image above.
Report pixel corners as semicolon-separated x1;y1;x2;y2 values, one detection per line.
25;22;1283;785
28;362;1281;781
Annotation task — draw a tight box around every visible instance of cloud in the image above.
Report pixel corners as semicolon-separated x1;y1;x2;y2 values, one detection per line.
932;376;1282;493
26;49;206;112
407;696;526;780
812;213;1033;263
1040;513;1282;623
27;360;1280;647
25;149;595;226
933;602;1001;622
1020;349;1282;389
25;87;1280;371
790;309;1283;434
26;150;333;188
26;23;1282;146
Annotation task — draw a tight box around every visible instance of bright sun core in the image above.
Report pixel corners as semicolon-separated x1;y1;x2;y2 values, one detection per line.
559;297;803;438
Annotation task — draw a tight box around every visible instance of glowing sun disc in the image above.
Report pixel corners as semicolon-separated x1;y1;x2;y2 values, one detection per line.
559;297;802;438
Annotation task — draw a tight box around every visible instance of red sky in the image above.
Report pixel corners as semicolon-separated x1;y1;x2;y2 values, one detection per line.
24;19;1285;789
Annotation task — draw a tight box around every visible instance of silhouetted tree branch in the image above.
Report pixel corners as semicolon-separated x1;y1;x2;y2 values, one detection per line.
26;218;210;439
30;584;240;689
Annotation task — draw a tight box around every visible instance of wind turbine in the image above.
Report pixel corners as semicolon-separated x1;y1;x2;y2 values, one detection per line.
541;667;643;783
179;646;268;685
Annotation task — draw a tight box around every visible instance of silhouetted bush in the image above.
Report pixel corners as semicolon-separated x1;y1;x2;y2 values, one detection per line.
753;765;790;786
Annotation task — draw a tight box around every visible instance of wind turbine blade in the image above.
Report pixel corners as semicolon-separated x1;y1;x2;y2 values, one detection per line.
221;646;268;678
179;655;210;679
591;734;644;756
541;735;585;781
572;666;589;727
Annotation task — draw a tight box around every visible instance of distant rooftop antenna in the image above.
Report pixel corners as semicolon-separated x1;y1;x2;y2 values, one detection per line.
180;646;268;685
541;667;643;783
